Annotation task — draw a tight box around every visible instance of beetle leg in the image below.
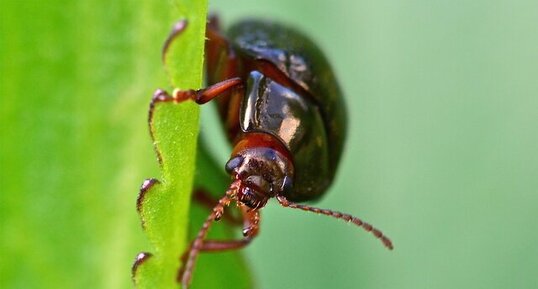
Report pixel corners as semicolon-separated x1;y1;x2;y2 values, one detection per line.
183;205;259;253
162;17;235;78
181;77;243;104
162;19;189;64
178;202;260;288
192;188;243;226
198;203;260;250
178;191;233;288
152;77;243;106
147;80;241;169
276;195;394;250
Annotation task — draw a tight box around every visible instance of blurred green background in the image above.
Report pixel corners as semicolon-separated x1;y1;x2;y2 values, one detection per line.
2;0;537;289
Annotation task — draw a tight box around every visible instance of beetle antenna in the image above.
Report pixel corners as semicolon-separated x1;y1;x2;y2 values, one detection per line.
179;193;232;288
276;195;393;250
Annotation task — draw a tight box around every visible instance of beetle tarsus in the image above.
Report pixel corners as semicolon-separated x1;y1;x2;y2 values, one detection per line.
162;19;189;64
152;89;173;102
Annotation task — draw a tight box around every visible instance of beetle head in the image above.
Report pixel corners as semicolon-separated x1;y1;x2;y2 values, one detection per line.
225;147;293;209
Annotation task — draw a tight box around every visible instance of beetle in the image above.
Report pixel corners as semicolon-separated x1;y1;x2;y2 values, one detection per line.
151;17;393;288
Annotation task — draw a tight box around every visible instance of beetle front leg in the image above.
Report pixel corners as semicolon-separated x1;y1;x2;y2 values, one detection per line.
192;188;243;226
189;202;260;252
182;207;259;254
178;203;260;288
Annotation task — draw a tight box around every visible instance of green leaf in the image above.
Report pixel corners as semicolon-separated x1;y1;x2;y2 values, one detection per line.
0;1;170;288
1;0;251;288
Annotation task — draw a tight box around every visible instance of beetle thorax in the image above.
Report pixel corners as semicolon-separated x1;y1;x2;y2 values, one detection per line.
226;147;294;209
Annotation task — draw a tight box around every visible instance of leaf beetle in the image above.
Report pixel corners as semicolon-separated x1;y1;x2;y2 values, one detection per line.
151;17;393;288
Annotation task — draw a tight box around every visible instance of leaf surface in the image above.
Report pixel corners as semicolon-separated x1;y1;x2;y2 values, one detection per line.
0;0;252;289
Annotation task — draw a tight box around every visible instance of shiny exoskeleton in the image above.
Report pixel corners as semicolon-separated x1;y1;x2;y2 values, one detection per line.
151;17;393;288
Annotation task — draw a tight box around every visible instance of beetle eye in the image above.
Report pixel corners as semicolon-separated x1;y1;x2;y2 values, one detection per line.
225;156;244;173
281;176;293;194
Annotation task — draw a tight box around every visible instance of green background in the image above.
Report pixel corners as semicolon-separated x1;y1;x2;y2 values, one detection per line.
2;0;537;288
211;1;538;288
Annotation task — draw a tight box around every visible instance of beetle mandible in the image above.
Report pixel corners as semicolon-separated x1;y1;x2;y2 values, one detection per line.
151;17;393;288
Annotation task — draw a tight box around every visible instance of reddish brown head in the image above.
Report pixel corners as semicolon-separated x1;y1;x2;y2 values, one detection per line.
225;146;294;209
